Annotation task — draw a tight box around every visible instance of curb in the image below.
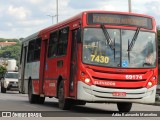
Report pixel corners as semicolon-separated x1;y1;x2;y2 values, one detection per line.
148;101;160;106
154;101;160;106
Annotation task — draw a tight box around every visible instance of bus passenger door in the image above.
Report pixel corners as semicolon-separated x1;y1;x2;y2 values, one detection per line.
69;29;79;97
39;39;48;95
19;46;27;93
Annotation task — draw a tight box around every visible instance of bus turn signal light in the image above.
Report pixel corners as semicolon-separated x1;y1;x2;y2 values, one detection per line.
146;76;157;89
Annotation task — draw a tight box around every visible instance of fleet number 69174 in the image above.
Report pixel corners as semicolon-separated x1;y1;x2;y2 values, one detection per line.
125;75;142;79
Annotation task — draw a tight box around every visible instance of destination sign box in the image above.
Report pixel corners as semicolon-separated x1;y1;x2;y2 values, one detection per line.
87;13;152;29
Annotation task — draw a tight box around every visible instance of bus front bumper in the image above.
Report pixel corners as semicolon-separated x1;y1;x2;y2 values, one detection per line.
77;81;156;104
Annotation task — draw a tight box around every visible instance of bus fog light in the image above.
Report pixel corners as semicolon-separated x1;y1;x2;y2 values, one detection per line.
147;82;152;87
85;78;90;83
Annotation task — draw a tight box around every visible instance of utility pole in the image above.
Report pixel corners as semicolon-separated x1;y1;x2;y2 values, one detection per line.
128;0;132;12
47;15;57;24
56;0;58;23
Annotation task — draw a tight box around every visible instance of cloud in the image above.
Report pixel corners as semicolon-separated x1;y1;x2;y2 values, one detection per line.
0;0;160;38
28;0;44;4
145;1;160;14
68;0;105;9
18;19;48;26
7;5;31;20
145;1;160;24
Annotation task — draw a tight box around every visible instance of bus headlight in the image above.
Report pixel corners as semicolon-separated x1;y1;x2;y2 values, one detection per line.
85;78;90;84
146;76;157;89
147;82;152;87
80;71;92;86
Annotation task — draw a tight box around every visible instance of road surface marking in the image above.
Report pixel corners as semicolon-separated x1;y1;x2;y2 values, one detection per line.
0;97;7;100
23;104;38;108
83;117;96;120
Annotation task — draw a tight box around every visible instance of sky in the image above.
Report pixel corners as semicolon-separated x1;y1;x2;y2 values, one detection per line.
0;0;160;39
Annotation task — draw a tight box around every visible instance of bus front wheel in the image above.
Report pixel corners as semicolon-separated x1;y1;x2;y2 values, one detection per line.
58;81;72;110
37;96;45;104
117;102;132;112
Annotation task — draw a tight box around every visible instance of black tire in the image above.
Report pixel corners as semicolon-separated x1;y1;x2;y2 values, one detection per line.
1;84;6;93
37;96;45;104
28;81;39;104
117;102;132;112
1;87;6;93
58;81;72;110
74;100;86;105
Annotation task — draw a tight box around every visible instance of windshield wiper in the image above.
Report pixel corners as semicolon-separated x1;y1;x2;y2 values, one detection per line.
101;24;115;50
127;27;141;62
127;27;141;51
143;62;152;67
101;24;115;61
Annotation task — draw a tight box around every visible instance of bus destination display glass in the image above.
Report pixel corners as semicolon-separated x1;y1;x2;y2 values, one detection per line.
87;13;152;29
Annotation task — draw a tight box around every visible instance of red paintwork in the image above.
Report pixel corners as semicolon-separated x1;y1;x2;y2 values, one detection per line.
29;11;157;99
32;80;39;94
43;80;57;96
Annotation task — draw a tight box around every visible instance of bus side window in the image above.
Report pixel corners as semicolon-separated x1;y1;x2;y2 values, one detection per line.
27;40;35;62
57;27;69;56
20;44;24;64
48;31;58;58
34;38;42;61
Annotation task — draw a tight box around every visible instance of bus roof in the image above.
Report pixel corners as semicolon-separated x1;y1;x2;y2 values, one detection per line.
84;10;154;18
40;11;154;33
22;10;155;42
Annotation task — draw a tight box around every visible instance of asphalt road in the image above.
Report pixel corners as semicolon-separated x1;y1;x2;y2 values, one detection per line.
0;90;160;120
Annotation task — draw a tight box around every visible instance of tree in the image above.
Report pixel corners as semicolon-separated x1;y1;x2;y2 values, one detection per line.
0;38;20;43
0;65;7;78
0;42;21;65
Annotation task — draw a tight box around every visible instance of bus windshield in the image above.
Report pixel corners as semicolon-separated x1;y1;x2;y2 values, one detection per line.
82;28;156;68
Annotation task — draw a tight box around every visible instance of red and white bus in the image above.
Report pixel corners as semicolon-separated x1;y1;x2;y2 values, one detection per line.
19;11;158;112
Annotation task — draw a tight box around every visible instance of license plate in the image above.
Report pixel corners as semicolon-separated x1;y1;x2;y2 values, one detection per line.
112;92;126;97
